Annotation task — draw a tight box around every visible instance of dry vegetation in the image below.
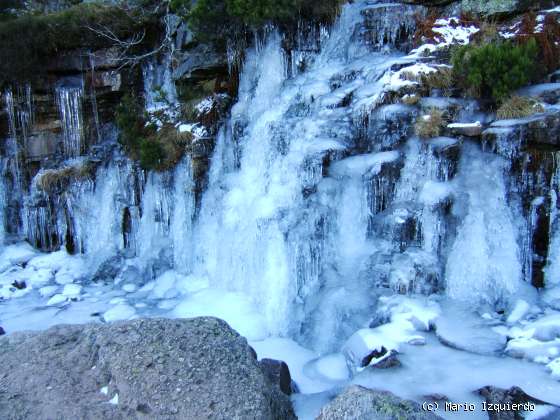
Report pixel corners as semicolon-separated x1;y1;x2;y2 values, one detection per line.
496;96;545;120
415;108;446;139
36;162;96;193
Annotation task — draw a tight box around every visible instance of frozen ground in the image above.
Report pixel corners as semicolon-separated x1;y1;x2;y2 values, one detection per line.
2;244;560;420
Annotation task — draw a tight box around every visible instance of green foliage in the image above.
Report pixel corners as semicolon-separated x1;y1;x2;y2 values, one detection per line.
226;0;296;25
140;139;165;170
116;94;146;158
0;3;156;86
116;94;185;171
187;0;343;40
451;39;539;103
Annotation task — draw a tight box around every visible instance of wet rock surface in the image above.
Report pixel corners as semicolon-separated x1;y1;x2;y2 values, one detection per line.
0;317;295;420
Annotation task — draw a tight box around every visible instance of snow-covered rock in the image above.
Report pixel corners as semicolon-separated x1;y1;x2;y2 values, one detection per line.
507;300;532;324
103;304;136;322
547;358;560;379
435;303;507;355
39;285;59;298
151;270;178;299
376;295;441;331
62;284;82;299
47;294;68;306
447;121;482;137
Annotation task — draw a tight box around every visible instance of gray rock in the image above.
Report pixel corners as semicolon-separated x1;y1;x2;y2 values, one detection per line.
259;358;295;395
317;385;443;420
369;350;402;369
173;45;227;81
460;0;556;17
482;110;560;152
477;386;553;420
0;317;296;420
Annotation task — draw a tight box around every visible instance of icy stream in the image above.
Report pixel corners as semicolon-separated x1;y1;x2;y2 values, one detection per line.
2;0;560;418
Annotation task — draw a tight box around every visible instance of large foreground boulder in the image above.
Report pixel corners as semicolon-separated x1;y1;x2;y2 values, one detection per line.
0;317;295;420
317;385;442;420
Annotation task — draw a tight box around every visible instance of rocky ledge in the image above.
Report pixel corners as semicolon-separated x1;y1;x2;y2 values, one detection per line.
0;317;295;420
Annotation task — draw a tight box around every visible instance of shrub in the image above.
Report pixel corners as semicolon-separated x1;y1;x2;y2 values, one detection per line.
451;39;539;103
116;94;146;158
187;0;343;40
415;108;445;139
496;96;545;120
139;139;165;170
116;94;185;171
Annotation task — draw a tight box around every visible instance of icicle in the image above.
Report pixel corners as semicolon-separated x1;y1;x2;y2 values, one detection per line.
55;86;85;158
89;53;102;144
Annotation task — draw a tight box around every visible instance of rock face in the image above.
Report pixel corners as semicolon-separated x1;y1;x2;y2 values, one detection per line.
317;385;443;420
0;317;296;420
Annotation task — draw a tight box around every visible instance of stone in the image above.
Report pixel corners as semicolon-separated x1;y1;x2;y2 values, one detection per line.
461;0;556;17
482;110;560;152
0;326;5;336
317;385;443;420
0;317;295;420
259;358;294;395
92;255;123;283
477;386;553;420
447;121;483;137
26;131;59;160
369;350;402;369
173;44;227;81
11;280;26;290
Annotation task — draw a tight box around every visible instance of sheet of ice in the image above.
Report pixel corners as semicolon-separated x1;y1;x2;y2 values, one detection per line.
303;353;350;382
150;270;179;299
547;358;560;379
419;181;452;206
250;337;332;393
0;243;37;272
506;337;560;363
353;334;560;420
435;302;507;356
445;145;524;308
330;152;400;178
173;288;268;341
